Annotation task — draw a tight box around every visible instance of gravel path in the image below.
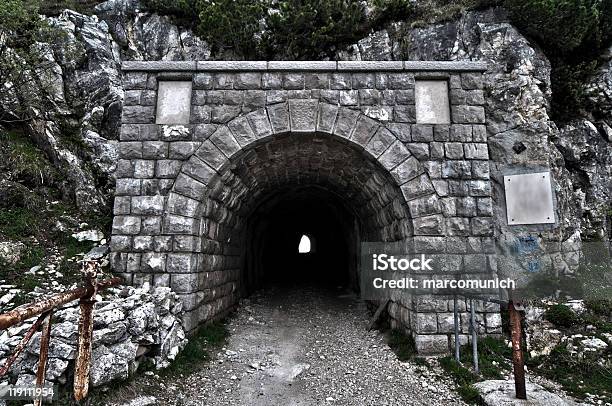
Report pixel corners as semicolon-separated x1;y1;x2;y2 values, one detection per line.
109;286;467;406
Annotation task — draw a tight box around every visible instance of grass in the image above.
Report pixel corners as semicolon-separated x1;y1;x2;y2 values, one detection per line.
387;329;417;361
0;207;40;239
162;321;229;377
528;344;612;403
439;337;511;404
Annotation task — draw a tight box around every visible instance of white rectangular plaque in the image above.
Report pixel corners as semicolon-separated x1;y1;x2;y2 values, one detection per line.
156;81;192;124
415;80;451;124
504;172;555;225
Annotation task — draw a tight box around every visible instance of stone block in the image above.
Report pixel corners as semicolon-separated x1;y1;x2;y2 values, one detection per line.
391;156;421;184
405;143;429;160
350;115;379;147
182;156;217;184
304;72;330;89
461;73;483;90
123;72;147;90
115;178;141;196
133;235;154;251
168;142;198;160
211;105;239;123
432;179;448;196
195;140;226;171
330;73;351;89
223;90;243;105
456;197;477;217
163;215;199;235
412;214;445;236
210;126;241;158
262;73;282;89
411;125;434;142
358;89;381;105
386;123;411;142
317;103;339;134
471;161;490;179
267;103;290;134
450;89;484;105
433;125;450;141
407;194;440;217
339;90;358;106
110;235;131;252
320;90;339;103
119;142;143;159
126;254;142;272
444;142;464;159
477;198;493;216
228;116;256;147
155;159;182;178
401;173;434;198
449;124;472;142
469;180;491;197
447;217;470;236
472;124;487;142
464;143;488;160
131;195;165;215
141;252;166;272
113;196;131;215
174;174;207;200
166;253;198;273
394;105;416;123
378;141;411;170
282;73;305;89
441;161;471;179
212;73;234;89
333;108;360;139
167;193;200;217
112;216;141;235
387;73;414;89
246;109;273;139
233;72;261;90
416;314;438;333
430;142;444;160
365;127;395;157
471;217;494;236
142;141;168;159
171;273;199;293
451;105;485;124
447;180;469;196
289;99;318;133
193;73;213;89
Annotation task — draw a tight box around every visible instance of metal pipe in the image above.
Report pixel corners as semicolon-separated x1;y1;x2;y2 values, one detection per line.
509;300;527;399
34;310;53;406
73;273;97;401
453;295;460;362
0;277;121;330
470;298;479;374
0;312;48;378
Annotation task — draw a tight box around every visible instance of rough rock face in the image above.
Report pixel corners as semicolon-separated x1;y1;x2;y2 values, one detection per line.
346;7;611;275
0;284;186;387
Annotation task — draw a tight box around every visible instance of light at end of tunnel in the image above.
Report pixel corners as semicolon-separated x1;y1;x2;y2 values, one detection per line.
298;234;311;254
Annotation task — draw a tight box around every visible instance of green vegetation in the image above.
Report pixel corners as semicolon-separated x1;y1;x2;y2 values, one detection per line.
440;337;512;404
261;0;367;59
528;344;612;402
386;329;417;361
162;321;229;376
505;0;612;121
141;0;417;59
544;304;578;328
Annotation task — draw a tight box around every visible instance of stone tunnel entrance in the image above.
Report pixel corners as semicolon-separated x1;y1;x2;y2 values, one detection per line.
112;60;499;353
223;133;411;295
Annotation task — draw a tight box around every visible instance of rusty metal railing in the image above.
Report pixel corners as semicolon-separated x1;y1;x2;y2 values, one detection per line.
450;289;527;400
0;261;121;404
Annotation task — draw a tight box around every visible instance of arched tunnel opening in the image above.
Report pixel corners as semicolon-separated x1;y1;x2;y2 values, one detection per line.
243;185;359;293
205;133;413;301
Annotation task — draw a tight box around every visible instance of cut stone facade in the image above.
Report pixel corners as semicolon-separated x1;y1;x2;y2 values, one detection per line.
112;61;498;353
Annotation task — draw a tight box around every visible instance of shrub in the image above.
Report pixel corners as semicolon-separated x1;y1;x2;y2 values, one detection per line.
196;0;265;59
544;304;577;328
261;0;366;59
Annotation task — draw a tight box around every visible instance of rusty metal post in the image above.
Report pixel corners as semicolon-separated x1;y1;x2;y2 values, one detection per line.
73;263;98;401
0;312;48;378
34;310;53;406
509;299;527;399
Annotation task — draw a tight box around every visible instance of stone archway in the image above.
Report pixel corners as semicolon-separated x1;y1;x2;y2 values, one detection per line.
161;101;440;329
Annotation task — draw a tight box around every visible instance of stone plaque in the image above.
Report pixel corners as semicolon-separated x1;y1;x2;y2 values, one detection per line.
156;81;192;124
415;80;450;124
504;172;555;225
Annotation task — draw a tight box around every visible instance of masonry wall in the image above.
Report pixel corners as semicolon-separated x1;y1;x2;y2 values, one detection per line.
110;61;500;353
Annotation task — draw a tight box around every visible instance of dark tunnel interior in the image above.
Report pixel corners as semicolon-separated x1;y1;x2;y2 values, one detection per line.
242;185;360;294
